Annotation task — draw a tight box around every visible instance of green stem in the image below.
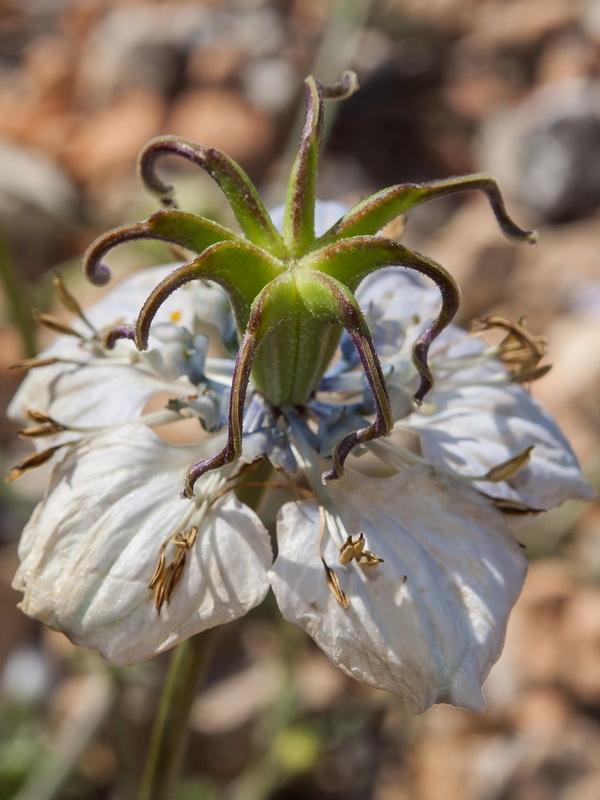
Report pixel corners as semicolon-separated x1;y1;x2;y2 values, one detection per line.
137;477;271;800
0;230;36;357
138;633;214;800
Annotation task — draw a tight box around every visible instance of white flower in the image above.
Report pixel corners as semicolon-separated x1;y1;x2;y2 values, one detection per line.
8;202;592;714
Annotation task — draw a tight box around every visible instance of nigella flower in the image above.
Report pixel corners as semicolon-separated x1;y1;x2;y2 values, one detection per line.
8;73;592;714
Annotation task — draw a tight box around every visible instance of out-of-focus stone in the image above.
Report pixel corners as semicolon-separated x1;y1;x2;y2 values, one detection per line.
471;0;576;47
75;3;216;103
242;58;298;111
482;78;600;222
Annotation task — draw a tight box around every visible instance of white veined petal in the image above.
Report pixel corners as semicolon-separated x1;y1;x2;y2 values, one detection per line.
9;353;195;434
13;424;272;666
356;268;440;326
270;465;526;714
9;265;231;430
408;383;593;508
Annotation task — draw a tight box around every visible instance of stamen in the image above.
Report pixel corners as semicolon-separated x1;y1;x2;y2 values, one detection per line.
18;416;66;438
484;445;535;482
10;357;60;372
53;273;96;334
491;498;544;516
339;532;365;565
357;550;384;568
149;525;198;615
338;532;383;568
369;438;535;488
322;558;350;609
6;442;72;482
318;505;348;607
472;315;550;383
33;310;86;339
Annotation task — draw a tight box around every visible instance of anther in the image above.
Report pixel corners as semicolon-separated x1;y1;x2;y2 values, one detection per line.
9;357;60;372
472;315;550;383
53;273;96;334
149;526;198;614
484;445;535;482
357;550;384;568
33;310;86;339
339;532;383;568
18;411;66;438
339;532;365;565
5;443;68;482
322;558;349;609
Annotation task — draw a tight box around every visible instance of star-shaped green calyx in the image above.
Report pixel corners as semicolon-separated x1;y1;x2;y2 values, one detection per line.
82;71;536;497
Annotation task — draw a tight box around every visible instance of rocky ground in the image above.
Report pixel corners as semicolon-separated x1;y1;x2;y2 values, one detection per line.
1;1;600;799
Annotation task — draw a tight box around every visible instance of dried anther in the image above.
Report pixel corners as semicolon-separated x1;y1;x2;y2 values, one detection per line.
484;445;534;482
10;357;60;372
491;497;544;516
339;532;383;568
322;558;349;609
53;273;96;334
339;532;365;564
149;526;198;614
18;410;66;439
473;315;550;382
33;310;86;339
357;550;384;568
6;445;66;482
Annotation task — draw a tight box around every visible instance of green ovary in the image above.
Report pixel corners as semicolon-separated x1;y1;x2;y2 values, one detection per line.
251;315;342;406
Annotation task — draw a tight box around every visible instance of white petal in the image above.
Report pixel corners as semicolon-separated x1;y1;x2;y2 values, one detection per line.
9;351;194;433
13;424;271;666
270;465;526;714
356;268;440;325
9;265;230;429
408;383;593;508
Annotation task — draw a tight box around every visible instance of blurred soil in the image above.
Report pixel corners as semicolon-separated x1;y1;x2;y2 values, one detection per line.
1;1;600;799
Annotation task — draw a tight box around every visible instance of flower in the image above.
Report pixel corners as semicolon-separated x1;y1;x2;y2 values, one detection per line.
8;74;592;714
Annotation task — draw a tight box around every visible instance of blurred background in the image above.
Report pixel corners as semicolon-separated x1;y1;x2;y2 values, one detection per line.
1;0;600;798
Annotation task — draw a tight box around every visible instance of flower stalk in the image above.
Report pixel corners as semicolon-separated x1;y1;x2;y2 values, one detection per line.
138;632;213;800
